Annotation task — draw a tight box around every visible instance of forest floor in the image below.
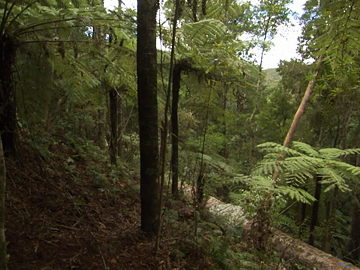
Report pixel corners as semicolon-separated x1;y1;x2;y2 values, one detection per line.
5;142;218;270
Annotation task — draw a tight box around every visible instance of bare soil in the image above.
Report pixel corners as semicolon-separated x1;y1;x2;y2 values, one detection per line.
5;144;212;269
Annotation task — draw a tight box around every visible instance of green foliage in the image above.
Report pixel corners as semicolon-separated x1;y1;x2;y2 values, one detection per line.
300;0;360;66
256;87;295;143
273;213;299;234
203;234;260;270
255;141;360;193
263;68;281;88
250;0;293;40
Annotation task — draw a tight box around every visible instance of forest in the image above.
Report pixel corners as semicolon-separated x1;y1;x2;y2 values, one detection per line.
0;0;360;269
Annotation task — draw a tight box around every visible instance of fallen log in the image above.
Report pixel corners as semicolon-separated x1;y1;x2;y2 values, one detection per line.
186;186;359;269
240;220;359;270
268;227;358;270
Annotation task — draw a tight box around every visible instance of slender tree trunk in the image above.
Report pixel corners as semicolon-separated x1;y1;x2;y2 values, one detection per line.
171;63;180;198
116;0;123;160
321;200;331;251
322;111;352;252
252;58;322;249
156;0;180;251
0;36;17;158
247;14;272;168
348;155;360;262
109;88;118;165
117;94;123;158
298;188;307;239
0;134;7;270
96;109;106;149
219;85;228;158
272;57;322;182
137;0;159;239
93;1;107;150
348;190;360;263
170;59;192;199
197;173;205;205
309;177;321;246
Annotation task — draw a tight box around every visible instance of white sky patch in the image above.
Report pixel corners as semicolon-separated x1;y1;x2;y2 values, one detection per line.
104;0;307;69
259;18;303;69
104;0;136;9
260;0;307;69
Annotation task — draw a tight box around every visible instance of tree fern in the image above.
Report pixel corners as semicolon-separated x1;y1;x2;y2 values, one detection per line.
302;0;360;66
175;17;253;77
255;141;360;195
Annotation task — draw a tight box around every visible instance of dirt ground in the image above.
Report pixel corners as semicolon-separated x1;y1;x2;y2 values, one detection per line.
5;144;212;270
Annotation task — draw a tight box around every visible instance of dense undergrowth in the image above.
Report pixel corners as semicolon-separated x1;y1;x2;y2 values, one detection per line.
5;137;303;270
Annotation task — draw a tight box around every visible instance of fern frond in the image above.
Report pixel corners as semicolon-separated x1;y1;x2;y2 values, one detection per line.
252;159;283;177
325;159;360;177
182;19;227;46
254;141;359;200
251;176;274;192
319;148;360;159
230;174;252;185
276;186;315;204
291;141;320;157
274;214;298;233
318;167;350;193
257;142;303;157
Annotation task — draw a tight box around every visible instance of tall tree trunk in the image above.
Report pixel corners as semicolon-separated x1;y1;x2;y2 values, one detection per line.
171;63;180;198
252;58;322;249
246;13;272;169
322;111;352;252
298;188;307;239
156;0;180;250
170;59;192;199
93;0;107;150
272;57;322;182
137;0;159;239
109;88;118;165
309;177;321;246
0;134;7;270
117;93;123;159
348;190;360;263
219;85;228;158
321;200;331;251
96;109;106;150
348;155;360;263
0;36;17;158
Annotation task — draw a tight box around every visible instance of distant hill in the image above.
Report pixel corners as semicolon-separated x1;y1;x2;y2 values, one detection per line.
264;68;282;88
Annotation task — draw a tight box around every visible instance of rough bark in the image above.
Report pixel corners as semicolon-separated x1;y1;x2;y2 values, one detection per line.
0;35;17;158
267;227;359;270
209;194;359;270
0;134;7;270
137;0;159;239
171;63;180;198
109;88;118;166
